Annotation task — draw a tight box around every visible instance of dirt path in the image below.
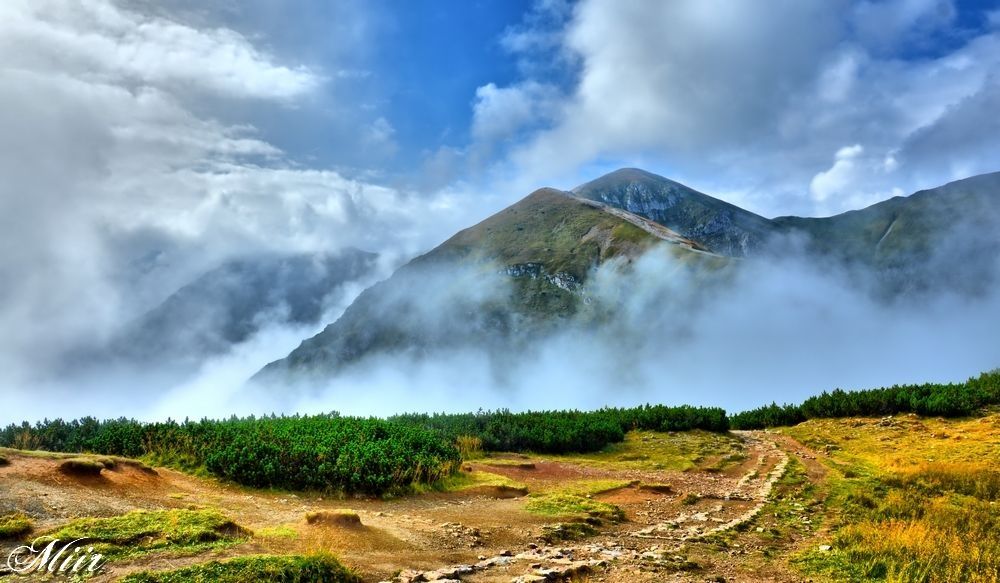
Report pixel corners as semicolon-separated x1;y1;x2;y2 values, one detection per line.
382;430;827;583
0;432;828;582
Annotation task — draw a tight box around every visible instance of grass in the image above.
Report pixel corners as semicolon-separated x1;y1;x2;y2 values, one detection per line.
0;513;33;539
0;446;78;460
38;509;249;561
0;448;157;474
255;526;299;540
456;435;484;460
120;554;360;583
784;413;1000;582
538;430;744;472
536;478;636;496
524;493;625;522
424;470;527;493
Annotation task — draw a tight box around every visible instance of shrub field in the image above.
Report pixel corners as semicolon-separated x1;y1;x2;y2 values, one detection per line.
731;370;1000;429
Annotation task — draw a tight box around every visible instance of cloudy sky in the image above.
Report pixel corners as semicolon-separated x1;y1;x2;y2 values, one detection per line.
1;0;999;420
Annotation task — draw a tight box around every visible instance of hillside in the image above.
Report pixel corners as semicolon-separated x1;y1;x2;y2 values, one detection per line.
255;188;724;380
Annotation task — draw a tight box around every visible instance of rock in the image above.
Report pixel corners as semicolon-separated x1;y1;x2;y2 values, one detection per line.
397;570;426;583
818;545;832;552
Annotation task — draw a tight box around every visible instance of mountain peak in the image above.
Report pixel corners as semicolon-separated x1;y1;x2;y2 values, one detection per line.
572;168;775;257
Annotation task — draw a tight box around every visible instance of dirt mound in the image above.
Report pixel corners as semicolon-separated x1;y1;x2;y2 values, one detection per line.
58;458;106;477
305;510;363;527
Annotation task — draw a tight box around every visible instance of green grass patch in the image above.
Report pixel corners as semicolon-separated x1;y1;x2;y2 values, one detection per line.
38;509;249;561
525;493;624;522
120;553;360;583
537;478;636;497
255;526;299;540
0;513;33;539
423;470;527;493
539;430;743;473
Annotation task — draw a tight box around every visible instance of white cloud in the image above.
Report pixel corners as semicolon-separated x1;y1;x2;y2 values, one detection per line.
0;0;319;101
483;0;1000;217
471;81;560;143
810;144;865;202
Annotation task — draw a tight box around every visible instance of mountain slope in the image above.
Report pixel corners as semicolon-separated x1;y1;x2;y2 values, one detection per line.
573;168;777;256
773;172;1000;271
255;188;723;380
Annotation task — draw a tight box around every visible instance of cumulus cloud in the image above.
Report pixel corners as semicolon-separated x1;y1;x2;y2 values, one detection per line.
810;144;865;203
0;0;319;101
481;0;1000;217
472;82;560;144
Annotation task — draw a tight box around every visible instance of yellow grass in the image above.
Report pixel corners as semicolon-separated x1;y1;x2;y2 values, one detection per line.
787;412;1000;582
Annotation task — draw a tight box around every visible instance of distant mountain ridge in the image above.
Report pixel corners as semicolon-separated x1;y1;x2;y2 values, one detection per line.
104;248;377;371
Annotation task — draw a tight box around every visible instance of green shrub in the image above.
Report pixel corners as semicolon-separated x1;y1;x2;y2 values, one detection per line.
732;370;1000;429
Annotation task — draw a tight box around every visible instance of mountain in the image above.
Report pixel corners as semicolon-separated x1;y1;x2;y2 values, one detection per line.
573;168;777;256
254;188;725;381
104;248;377;371
255;170;1000;383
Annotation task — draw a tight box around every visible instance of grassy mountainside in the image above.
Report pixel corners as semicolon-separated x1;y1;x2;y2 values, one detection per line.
774;172;1000;292
255;188;723;379
573;168;778;257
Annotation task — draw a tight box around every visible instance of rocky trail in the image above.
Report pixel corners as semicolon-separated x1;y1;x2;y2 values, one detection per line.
380;431;812;583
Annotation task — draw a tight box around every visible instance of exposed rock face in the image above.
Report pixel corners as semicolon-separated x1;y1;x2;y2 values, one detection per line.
573;168;777;257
